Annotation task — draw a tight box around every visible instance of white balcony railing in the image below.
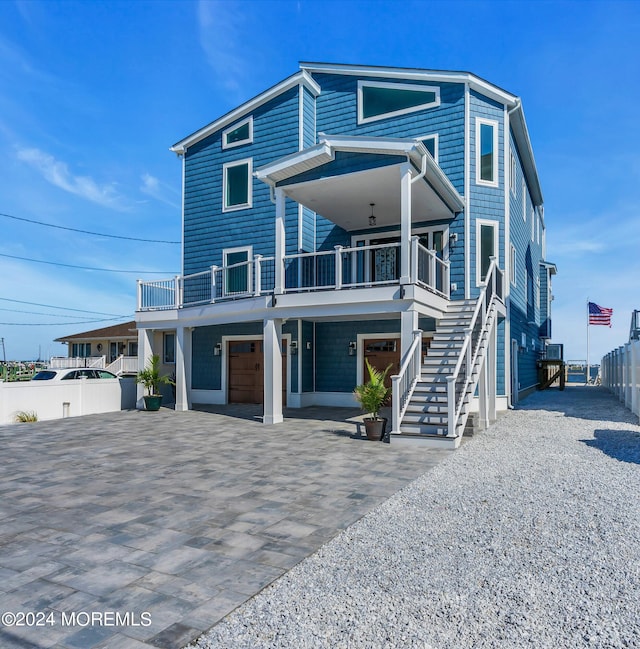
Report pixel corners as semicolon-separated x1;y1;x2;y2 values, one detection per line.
137;240;450;311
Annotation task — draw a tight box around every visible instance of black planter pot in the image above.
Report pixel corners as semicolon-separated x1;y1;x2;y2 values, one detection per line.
363;417;387;441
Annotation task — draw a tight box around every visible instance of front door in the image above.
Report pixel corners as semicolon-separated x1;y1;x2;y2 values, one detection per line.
228;339;287;405
363;338;401;388
370;237;400;283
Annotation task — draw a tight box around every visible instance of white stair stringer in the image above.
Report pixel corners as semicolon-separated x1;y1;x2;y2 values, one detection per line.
395;298;498;449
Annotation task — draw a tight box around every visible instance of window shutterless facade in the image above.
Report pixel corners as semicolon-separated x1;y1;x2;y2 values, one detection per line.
72;342;91;357
510;244;517;286
223;159;252;212
357;80;440;125
476;118;498;186
222;116;253;150
417;134;439;162
510;153;516;195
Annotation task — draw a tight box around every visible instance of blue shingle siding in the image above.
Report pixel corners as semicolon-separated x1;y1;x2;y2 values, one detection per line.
301;206;315;252
315;319;401;393
183;87;300;275
310;73;465;194
302;86;316;148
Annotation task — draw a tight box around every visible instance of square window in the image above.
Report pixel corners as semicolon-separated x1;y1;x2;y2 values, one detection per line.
223;159;252;211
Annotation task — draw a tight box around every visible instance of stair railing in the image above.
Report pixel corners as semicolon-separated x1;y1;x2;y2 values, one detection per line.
390;330;423;434
446;258;503;437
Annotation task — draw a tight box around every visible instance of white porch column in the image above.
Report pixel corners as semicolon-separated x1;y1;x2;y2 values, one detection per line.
263;317;283;425
400;162;412;285
274;188;286;295
401;309;419;360
175;326;192;412
487;323;497;423
136;328;153;409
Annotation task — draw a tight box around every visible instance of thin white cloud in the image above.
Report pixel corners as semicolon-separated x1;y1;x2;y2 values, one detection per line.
16;147;128;210
197;0;248;96
140;173;180;209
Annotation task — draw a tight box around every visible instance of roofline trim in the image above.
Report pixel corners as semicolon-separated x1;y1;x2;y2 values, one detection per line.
170;70;321;154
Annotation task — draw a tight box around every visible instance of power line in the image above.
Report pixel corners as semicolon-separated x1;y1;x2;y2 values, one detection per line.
0;317;129;326
0;307;121;318
0;252;176;274
0;211;180;244
0;297;130;317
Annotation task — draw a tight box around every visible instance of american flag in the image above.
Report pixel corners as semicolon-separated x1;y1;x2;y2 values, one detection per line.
588;302;613;327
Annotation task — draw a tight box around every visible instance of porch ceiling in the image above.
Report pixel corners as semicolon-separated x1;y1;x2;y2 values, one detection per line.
282;163;452;231
255;134;465;233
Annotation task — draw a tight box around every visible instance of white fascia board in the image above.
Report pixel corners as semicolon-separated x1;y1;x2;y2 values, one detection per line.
300;62;517;106
254;142;334;184
540;261;557;275
510;105;543;207
170;71;321;154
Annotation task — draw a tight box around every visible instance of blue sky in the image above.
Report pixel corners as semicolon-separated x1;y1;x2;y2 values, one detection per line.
0;0;638;363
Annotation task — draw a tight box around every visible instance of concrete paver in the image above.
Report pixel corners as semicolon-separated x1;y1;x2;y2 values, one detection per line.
0;405;450;648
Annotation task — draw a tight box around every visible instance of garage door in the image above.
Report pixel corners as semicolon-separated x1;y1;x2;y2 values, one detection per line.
228;339;287;405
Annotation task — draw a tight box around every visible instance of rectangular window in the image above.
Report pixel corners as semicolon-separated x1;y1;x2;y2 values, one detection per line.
476;220;498;284
522;184;527;222
72;343;91;357
222;116;253;149
224;246;252;295
510;153;516;195
510;244;516;286
163;332;175;364
128;342;138;356
531;206;535;241
223;159;252;212
358;80;440;125
476;118;498;186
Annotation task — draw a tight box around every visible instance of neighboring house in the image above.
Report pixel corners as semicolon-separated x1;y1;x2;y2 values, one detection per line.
135;62;556;447
53;321;139;375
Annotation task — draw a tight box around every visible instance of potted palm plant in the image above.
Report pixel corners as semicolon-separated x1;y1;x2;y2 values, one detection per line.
354;359;392;441
136;354;174;411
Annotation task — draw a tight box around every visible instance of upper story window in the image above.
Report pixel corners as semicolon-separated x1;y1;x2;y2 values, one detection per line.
417;134;438;163
510;244;517;286
222;116;253;150
476;219;498;285
163;332;175;364
510;153;516;195
476;118;498;187
357;80;440;125
223;158;252;212
522;184;527;222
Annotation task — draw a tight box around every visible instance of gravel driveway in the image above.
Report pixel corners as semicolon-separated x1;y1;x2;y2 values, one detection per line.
188;386;640;649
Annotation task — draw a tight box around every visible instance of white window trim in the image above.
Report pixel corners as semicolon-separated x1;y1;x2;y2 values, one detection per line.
416;133;439;163
475;118;499;187
222;116;253;150
522;184;527;222
222;158;253;212
357;80;441;125
223;245;253;296
510;153;516;195
476;218;499;286
510;243;517;286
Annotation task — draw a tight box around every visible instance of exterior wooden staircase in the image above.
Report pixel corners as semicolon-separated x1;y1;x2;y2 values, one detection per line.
390;259;504;449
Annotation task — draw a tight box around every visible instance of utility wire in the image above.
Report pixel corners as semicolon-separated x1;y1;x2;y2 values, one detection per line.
0;211;180;244
0;297;131;317
0;317;129;326
0;252;176;274
0;307;123;318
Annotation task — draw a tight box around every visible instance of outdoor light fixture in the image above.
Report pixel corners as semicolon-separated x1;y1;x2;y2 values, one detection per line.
369;203;376;227
348;341;357;356
449;232;458;247
214;342;222;356
290;341;298;355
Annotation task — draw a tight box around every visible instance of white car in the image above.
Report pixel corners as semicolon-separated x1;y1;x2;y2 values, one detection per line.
31;368;118;381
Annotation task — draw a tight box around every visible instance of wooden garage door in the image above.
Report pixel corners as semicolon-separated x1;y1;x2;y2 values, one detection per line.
228;340;287;405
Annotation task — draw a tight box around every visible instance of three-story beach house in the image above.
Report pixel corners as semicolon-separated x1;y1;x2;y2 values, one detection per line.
135;62;556;448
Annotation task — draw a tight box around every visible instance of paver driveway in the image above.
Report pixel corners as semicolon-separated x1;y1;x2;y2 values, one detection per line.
0;405;450;649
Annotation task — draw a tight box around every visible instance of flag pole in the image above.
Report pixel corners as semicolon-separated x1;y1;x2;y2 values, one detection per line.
586;299;590;385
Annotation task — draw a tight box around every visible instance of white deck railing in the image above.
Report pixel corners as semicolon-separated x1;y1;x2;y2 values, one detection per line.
49;356;106;369
390;330;423;434
137;241;450;311
105;356;138;376
446;258;504;437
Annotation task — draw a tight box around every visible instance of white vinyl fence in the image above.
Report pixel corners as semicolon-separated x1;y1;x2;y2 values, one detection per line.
0;377;137;425
601;311;640;417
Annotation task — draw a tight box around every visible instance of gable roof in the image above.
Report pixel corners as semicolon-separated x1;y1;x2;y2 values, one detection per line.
55;321;137;343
